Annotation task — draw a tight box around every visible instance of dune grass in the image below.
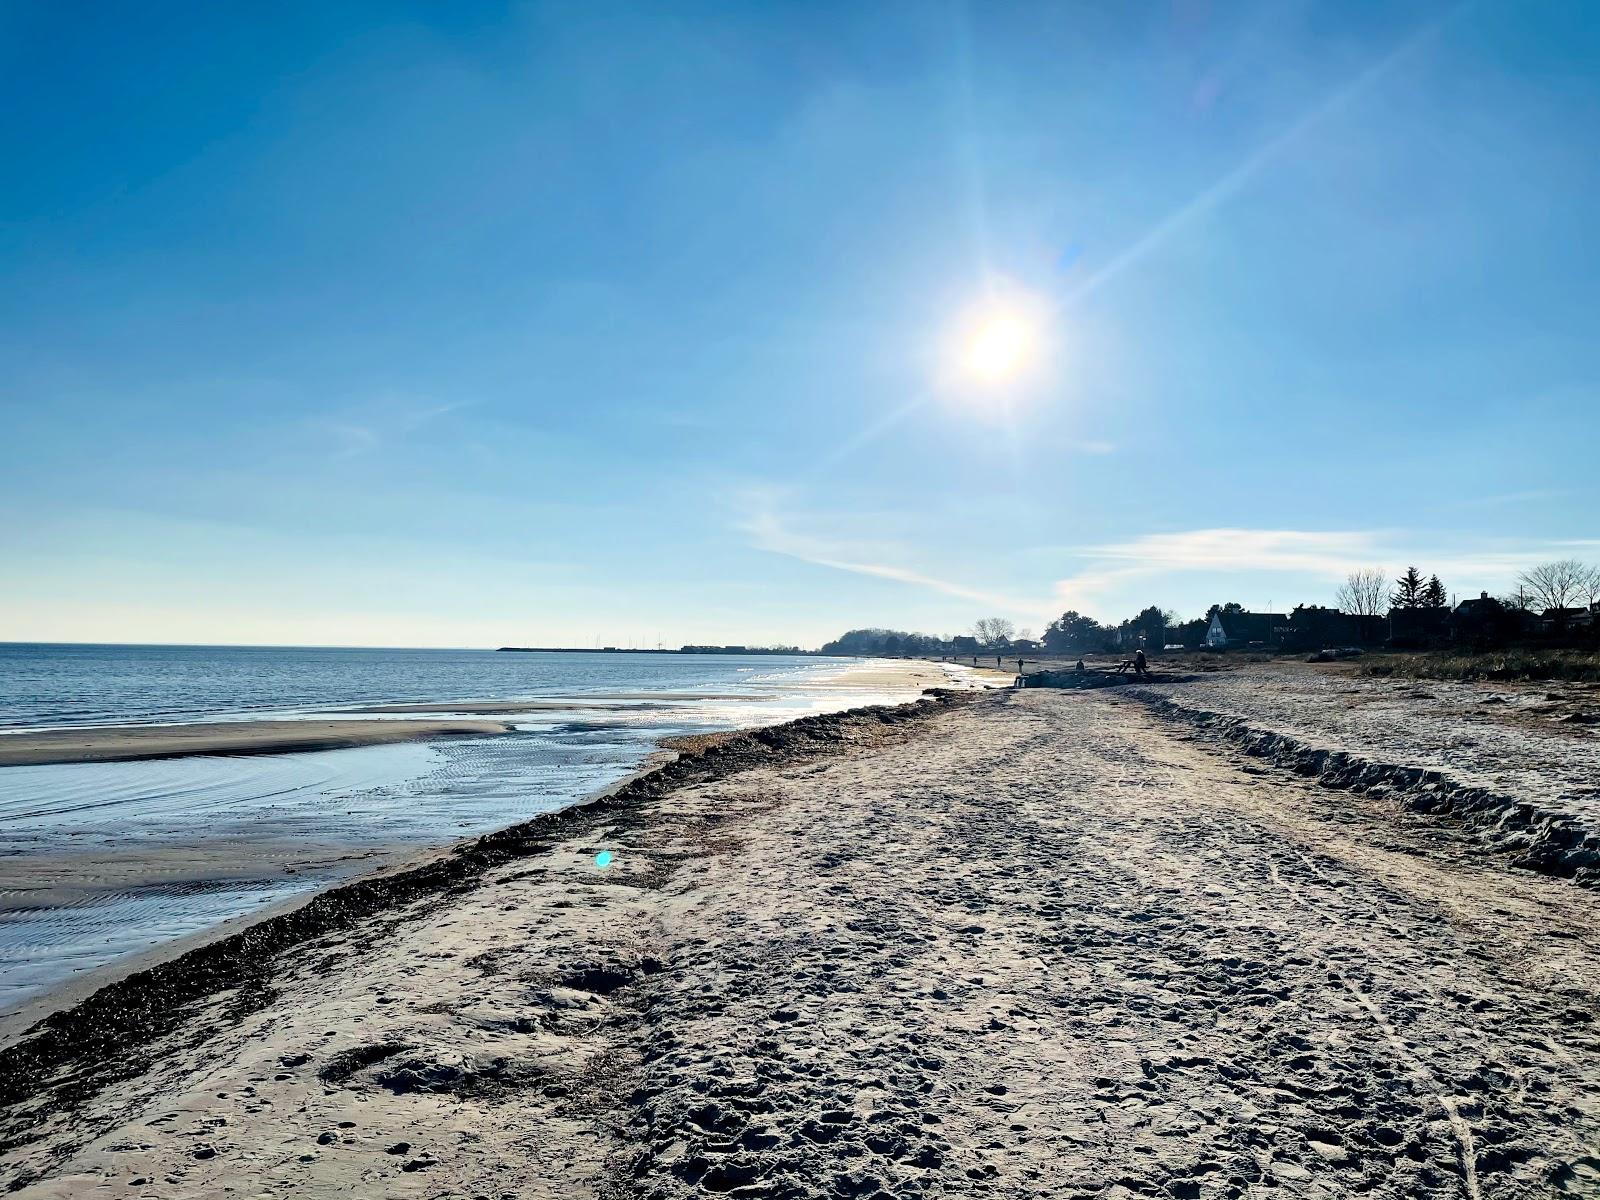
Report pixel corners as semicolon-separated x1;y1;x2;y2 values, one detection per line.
1363;649;1600;683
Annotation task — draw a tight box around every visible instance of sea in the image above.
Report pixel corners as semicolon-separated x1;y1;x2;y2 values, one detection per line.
0;643;956;1015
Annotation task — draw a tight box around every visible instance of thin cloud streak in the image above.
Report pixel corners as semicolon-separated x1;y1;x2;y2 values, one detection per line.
1051;527;1600;613
740;505;1033;615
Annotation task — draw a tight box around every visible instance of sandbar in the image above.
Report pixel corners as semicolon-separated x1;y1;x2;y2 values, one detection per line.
0;718;511;768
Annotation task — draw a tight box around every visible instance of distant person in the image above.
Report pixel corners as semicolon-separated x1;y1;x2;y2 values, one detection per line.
1075;659;1085;672
1134;649;1148;676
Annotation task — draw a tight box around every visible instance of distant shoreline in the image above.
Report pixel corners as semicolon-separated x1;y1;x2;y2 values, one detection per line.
495;646;818;655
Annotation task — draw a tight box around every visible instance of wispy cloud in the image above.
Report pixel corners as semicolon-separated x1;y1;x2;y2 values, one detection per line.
740;505;1600;625
312;398;473;460
1049;528;1379;606
738;498;1033;615
1051;528;1600;612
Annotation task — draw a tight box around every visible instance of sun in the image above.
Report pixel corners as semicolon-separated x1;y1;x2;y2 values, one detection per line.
961;311;1035;383
949;298;1047;391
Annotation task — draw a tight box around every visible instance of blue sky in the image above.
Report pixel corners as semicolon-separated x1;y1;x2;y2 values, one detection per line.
3;0;1597;648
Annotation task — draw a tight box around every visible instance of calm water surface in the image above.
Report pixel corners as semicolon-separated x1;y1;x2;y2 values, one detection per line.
0;644;946;1013
0;642;852;728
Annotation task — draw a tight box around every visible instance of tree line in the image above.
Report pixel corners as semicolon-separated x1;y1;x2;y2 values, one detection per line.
818;559;1600;657
1337;559;1600;616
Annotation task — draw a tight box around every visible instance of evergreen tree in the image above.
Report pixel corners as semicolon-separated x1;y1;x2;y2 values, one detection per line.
1422;575;1447;609
1390;567;1425;610
1043;610;1103;653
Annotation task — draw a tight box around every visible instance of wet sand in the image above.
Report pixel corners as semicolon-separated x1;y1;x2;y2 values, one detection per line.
4;686;1597;1197
0;718;512;768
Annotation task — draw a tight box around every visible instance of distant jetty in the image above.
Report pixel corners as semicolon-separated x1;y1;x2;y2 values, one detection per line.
496;645;814;656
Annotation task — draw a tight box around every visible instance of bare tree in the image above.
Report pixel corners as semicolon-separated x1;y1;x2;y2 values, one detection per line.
1517;559;1600;612
1335;568;1388;617
972;617;1016;647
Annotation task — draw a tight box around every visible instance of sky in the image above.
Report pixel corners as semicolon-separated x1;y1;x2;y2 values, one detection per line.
3;0;1598;649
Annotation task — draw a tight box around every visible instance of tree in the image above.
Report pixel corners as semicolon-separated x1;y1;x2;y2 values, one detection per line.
820;628;947;656
1133;605;1167;648
1390;566;1425;610
1204;601;1245;621
1422;575;1447;610
972;617;1015;648
1043;611;1103;653
1335;569;1388;617
1518;559;1600;612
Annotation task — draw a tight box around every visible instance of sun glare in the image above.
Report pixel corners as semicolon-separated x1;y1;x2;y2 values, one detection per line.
949;298;1047;393
961;312;1034;382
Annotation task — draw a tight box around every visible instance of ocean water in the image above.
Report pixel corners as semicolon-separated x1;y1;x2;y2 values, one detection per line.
0;642;867;729
0;644;951;1014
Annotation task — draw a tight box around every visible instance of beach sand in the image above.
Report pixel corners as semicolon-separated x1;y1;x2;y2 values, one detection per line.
4;685;1597;1197
0;718;512;768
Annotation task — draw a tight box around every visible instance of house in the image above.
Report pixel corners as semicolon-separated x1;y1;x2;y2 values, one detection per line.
1451;592;1512;646
1540;606;1596;637
1205;611;1287;649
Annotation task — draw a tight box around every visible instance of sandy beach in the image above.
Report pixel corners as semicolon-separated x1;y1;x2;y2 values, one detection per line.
4;680;1597;1198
